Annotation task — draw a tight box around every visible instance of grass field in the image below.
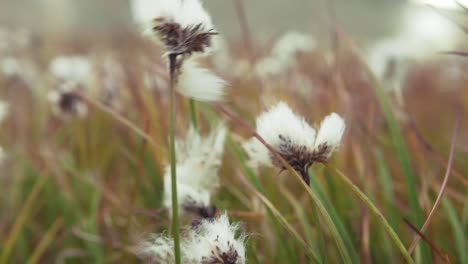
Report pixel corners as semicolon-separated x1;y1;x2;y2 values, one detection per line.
1;2;468;263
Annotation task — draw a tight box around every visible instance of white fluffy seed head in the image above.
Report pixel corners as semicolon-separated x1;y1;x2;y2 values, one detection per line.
132;0;213;35
244;102;346;172
137;213;246;264
185;213;246;263
174;0;213;30
177;59;227;102
314;112;346;156
131;0;179;34
163;125;227;214
243;101;316;169
256;102;316;150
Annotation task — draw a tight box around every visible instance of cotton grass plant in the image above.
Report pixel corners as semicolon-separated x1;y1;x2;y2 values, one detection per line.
1;1;467;264
140;0;227;262
162;124;227;218
243;101;345;184
137;213;246;264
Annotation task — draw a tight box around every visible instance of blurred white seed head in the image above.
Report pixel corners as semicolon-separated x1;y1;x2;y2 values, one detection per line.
95;56;126;109
163;125;227;216
47;82;88;119
271;31;316;60
0;56;38;88
137;213;246;264
255;31;316;77
0;56;21;77
0;101;9;124
177;59;227;102
243;101;345;184
49;55;92;84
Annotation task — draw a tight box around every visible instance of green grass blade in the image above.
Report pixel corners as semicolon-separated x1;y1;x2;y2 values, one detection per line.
227;136;264;192
367;66;431;263
282;187;323;262
309;171;359;264
238;173;322;263
374;149;399;230
328;165;414;264
26;218;64;264
442;198;467;263
0;174;48;264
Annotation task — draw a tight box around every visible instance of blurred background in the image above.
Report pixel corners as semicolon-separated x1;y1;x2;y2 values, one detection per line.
1;0;468;263
0;0;467;41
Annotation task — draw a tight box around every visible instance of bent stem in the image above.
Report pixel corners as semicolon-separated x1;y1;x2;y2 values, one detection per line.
327;164;414;264
216;104;352;264
168;54;181;264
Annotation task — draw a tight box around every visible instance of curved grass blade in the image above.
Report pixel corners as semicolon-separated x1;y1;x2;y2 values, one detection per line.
238;173;322;264
363;60;431;263
0;174;48;263
327;165;415;264
309;171;360;264
26;218;64;264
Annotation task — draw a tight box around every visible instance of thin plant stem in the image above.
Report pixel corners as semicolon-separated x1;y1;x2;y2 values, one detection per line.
189;98;198;130
327;164;415;264
168;54;181;264
408;113;460;254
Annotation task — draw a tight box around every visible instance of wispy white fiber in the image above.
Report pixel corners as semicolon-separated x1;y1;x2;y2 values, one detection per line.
255;31;316;76
177;59;227;102
163;125;227;214
131;0;213;34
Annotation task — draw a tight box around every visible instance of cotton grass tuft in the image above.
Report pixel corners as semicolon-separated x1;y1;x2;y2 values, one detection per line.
137;213;247;264
163;124;227;217
243;101;345;184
